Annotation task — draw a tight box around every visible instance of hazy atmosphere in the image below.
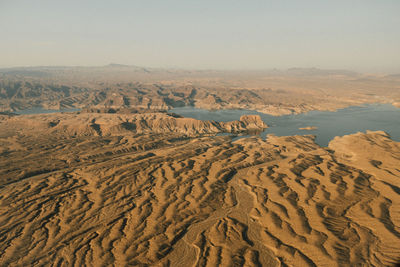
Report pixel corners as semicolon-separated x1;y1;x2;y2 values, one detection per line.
1;0;400;72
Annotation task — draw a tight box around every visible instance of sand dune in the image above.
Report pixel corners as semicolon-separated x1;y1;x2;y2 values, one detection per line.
0;114;399;266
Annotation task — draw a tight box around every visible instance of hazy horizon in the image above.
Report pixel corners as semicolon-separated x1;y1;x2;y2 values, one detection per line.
1;0;399;73
0;63;391;74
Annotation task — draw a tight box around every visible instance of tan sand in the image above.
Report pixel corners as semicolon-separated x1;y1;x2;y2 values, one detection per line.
0;113;399;266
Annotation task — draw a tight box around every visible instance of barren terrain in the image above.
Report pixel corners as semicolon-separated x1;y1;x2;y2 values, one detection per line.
1;66;400;115
0;111;399;266
0;67;399;266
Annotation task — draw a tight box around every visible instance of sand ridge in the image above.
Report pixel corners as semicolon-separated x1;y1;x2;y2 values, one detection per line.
0;112;266;138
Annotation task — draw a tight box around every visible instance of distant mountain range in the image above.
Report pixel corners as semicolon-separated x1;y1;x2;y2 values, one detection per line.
0;64;399;114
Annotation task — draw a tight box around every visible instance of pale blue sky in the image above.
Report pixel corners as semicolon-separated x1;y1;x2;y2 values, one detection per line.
1;0;399;72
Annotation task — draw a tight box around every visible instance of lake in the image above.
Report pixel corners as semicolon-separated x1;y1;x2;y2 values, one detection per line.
170;104;400;147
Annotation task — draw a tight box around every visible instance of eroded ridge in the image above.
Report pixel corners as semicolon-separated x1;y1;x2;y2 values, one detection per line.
0;114;399;266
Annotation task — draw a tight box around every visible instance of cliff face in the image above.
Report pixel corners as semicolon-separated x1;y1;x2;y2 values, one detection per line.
0;112;267;137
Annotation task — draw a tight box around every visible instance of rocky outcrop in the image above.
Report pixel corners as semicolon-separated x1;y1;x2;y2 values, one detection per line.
239;115;267;129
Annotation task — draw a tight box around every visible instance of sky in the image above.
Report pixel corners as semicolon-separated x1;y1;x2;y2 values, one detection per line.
0;0;399;72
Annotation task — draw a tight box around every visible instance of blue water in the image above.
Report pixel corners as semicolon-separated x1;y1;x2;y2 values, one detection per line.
170;104;400;147
15;108;81;115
